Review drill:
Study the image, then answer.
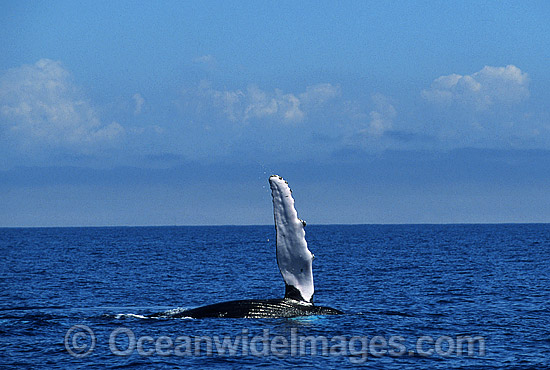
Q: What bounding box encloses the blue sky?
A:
[1,1,549,226]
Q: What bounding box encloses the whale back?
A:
[154,298,342,318]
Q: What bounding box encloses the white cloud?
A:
[422,65,529,109]
[361,94,396,137]
[299,83,341,107]
[132,93,145,115]
[0,59,124,149]
[201,82,340,124]
[243,85,280,119]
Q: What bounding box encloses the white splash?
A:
[114,313,148,319]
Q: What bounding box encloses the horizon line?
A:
[1,222,549,229]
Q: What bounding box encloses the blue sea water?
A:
[1,224,549,369]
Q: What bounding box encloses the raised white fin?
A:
[269,175,314,303]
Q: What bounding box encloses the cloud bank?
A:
[0,59,124,150]
[2,59,544,169]
[422,65,529,110]
[200,82,341,124]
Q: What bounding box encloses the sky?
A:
[1,1,549,226]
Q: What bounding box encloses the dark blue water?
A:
[1,225,549,368]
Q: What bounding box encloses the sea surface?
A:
[1,224,549,369]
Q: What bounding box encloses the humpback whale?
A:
[152,175,342,318]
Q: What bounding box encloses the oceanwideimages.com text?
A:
[65,325,485,364]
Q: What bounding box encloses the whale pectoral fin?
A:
[269,175,314,303]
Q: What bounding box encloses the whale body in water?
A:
[152,175,342,318]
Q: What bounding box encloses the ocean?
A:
[1,224,549,368]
